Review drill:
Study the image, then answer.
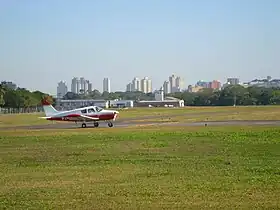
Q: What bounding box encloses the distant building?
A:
[109,100,134,108]
[196,80,209,88]
[71,77,92,94]
[103,78,111,93]
[163,80,171,94]
[132,77,141,91]
[141,77,152,93]
[71,77,79,94]
[147,78,152,93]
[57,81,68,99]
[169,74,176,93]
[209,80,221,90]
[154,88,164,101]
[227,78,240,85]
[189,85,204,93]
[1,81,17,90]
[245,76,280,88]
[175,76,183,91]
[56,99,109,110]
[135,98,184,107]
[126,83,133,92]
[87,81,92,93]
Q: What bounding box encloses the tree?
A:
[0,85,6,107]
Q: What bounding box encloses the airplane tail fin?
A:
[41,98,59,117]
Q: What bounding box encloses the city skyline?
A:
[1,1,279,94]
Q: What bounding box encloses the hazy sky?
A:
[0,0,279,94]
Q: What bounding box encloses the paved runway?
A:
[1,119,280,130]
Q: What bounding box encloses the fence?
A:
[0,106,44,114]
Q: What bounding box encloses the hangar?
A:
[109,100,134,108]
[56,99,109,110]
[135,99,184,107]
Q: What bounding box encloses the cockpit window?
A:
[88,108,95,113]
[95,106,103,112]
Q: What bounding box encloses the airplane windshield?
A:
[95,107,103,112]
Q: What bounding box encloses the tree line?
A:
[1,82,280,108]
[0,83,53,108]
[169,85,280,106]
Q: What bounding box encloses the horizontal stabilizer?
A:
[38,116,51,119]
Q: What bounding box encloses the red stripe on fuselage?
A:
[47,113,117,121]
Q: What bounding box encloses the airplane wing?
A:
[38,114,99,121]
[80,115,99,121]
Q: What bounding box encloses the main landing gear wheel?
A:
[108,122,113,127]
[82,123,87,128]
[93,122,99,127]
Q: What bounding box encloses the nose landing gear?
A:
[108,122,113,127]
[93,122,99,127]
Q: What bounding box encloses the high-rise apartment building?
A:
[175,76,183,91]
[71,77,92,94]
[126,83,132,92]
[71,77,79,94]
[1,81,17,90]
[140,77,152,93]
[88,82,92,93]
[169,74,176,92]
[147,78,152,93]
[210,80,221,90]
[132,77,141,91]
[196,80,210,88]
[126,76,152,93]
[227,78,240,85]
[163,80,171,94]
[169,74,183,93]
[140,78,147,93]
[57,81,68,98]
[103,78,111,93]
[80,77,87,94]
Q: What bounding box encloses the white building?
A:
[71,77,79,94]
[109,100,134,108]
[163,80,170,94]
[141,77,152,93]
[154,88,164,101]
[103,78,111,93]
[175,76,183,91]
[227,78,240,85]
[56,99,109,110]
[169,74,176,93]
[57,81,68,99]
[126,83,132,92]
[168,74,183,93]
[71,77,92,94]
[141,77,147,93]
[147,78,152,93]
[132,77,141,91]
[88,82,92,93]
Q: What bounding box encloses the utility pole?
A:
[233,94,236,107]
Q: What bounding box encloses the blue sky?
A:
[0,0,279,94]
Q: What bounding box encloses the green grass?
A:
[1,126,280,209]
[2,106,280,127]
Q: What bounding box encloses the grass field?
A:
[1,125,280,209]
[1,106,280,127]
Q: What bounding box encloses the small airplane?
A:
[39,99,119,128]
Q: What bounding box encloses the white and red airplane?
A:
[40,99,119,128]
